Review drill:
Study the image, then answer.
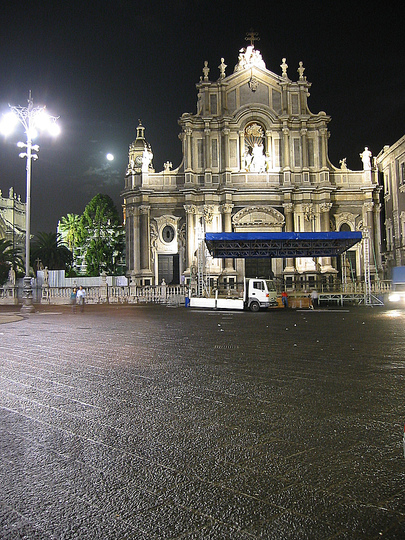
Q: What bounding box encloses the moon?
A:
[106,153,114,161]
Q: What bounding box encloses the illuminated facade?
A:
[122,40,382,288]
[377,135,405,273]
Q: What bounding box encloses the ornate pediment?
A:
[334,212,358,232]
[232,206,285,230]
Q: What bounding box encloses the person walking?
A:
[70,287,77,313]
[281,290,288,308]
[310,289,318,309]
[76,286,86,312]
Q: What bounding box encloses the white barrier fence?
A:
[0,282,186,306]
[0,269,392,307]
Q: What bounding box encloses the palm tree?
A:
[30,232,73,271]
[58,213,81,252]
[0,238,24,286]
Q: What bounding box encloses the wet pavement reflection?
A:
[0,304,404,538]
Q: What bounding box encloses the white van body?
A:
[189,278,277,312]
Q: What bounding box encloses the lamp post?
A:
[0,91,60,313]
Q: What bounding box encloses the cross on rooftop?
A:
[245,30,260,47]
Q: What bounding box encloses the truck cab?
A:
[244,278,278,311]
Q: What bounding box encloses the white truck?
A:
[189,278,278,312]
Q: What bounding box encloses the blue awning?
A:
[205,232,362,258]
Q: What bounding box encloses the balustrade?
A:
[0,281,391,307]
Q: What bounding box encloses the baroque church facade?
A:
[122,39,382,289]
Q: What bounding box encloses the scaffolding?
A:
[200,231,384,306]
[362,228,384,306]
[196,220,211,298]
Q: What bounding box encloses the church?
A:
[122,36,382,290]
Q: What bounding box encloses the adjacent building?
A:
[122,39,382,289]
[0,187,25,253]
[377,135,405,275]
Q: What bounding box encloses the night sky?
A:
[0,0,403,234]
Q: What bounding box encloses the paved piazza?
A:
[0,304,404,539]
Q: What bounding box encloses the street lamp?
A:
[0,90,60,313]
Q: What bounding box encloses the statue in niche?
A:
[250,143,266,172]
[360,147,372,170]
[244,123,266,172]
[243,150,253,170]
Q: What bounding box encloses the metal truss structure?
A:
[205,232,362,259]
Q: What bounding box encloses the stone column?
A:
[222,128,229,168]
[239,130,245,170]
[282,126,291,184]
[283,202,295,273]
[364,201,376,273]
[204,126,212,184]
[125,206,136,274]
[373,203,382,274]
[319,127,328,169]
[301,127,310,183]
[320,202,334,272]
[185,127,192,172]
[139,205,150,271]
[132,208,140,274]
[184,204,196,271]
[222,127,231,184]
[265,130,272,170]
[221,203,234,272]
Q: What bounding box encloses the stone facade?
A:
[377,135,405,274]
[122,41,382,288]
[0,187,26,252]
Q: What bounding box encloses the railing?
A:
[0,281,391,307]
[0,283,187,306]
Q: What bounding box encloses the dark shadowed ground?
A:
[0,304,404,539]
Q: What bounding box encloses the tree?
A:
[30,232,73,271]
[58,213,81,252]
[0,238,24,286]
[77,194,125,276]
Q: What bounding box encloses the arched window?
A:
[339,223,351,232]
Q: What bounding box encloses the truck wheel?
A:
[249,301,260,312]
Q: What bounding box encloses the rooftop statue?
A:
[218,58,227,79]
[297,61,305,80]
[142,145,153,173]
[280,58,288,78]
[234,45,266,72]
[360,147,372,170]
[339,158,348,170]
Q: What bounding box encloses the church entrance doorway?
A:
[158,254,179,285]
[245,258,274,280]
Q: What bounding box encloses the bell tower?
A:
[127,120,153,174]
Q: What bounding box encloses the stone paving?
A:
[0,303,404,539]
